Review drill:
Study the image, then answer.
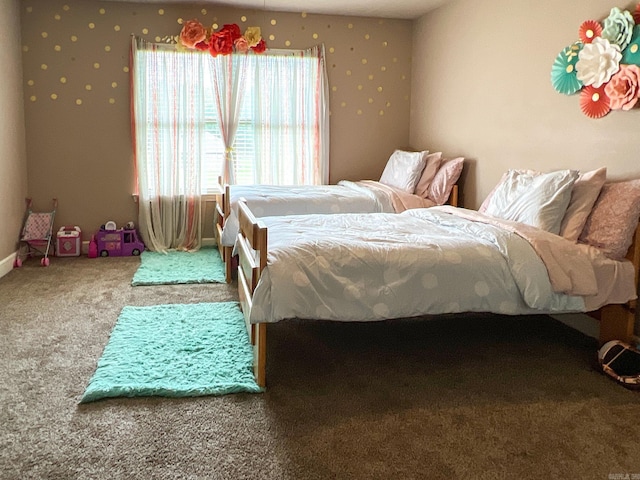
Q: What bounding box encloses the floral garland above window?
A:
[551,4,640,118]
[179,19,267,56]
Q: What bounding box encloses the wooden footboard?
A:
[592,222,640,345]
[214,177,234,283]
[237,200,268,388]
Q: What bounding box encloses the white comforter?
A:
[249,206,636,324]
[220,180,436,246]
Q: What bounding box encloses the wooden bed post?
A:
[237,200,268,388]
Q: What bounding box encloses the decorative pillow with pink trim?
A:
[579,179,640,260]
[379,150,428,193]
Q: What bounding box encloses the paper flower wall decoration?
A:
[551,3,640,119]
[178,19,267,57]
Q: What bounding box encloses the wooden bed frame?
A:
[235,199,640,388]
[214,178,460,283]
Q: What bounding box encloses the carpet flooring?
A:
[1,255,640,479]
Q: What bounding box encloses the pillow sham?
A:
[558,167,607,242]
[479,169,538,213]
[483,169,579,234]
[414,152,443,198]
[578,179,640,260]
[426,157,464,205]
[379,150,428,193]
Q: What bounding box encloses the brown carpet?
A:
[1,255,639,479]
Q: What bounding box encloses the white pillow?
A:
[483,169,580,234]
[379,150,428,193]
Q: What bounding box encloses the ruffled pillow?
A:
[579,179,640,260]
[379,150,428,193]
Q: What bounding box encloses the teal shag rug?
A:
[131,247,225,286]
[80,302,262,403]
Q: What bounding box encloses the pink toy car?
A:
[96,227,145,257]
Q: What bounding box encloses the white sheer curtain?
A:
[247,45,330,185]
[131,36,202,252]
[208,54,249,185]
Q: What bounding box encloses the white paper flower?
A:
[601,7,635,51]
[576,37,621,88]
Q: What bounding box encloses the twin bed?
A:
[231,168,640,388]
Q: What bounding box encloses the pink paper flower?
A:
[209,30,234,57]
[180,19,208,49]
[220,24,243,43]
[251,39,267,54]
[605,64,640,110]
[234,37,249,53]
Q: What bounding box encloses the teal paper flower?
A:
[601,7,634,51]
[551,42,583,95]
[622,25,640,66]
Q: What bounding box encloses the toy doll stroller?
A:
[14,198,57,267]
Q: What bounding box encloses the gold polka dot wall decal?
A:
[382,41,388,47]
[332,86,337,91]
[158,9,164,15]
[346,70,352,76]
[357,109,363,115]
[269,35,275,41]
[142,28,149,34]
[201,9,207,15]
[368,74,374,80]
[313,33,318,39]
[381,66,387,71]
[85,84,92,91]
[41,64,48,70]
[51,94,57,100]
[348,23,353,29]
[112,82,118,88]
[212,23,219,29]
[54,45,61,52]
[386,102,391,107]
[89,23,95,29]
[123,66,129,73]
[401,75,406,80]
[94,63,100,69]
[71,35,78,42]
[178,18,184,25]
[76,99,82,105]
[60,77,67,83]
[109,98,116,104]
[361,58,367,64]
[155,36,161,42]
[41,32,48,38]
[271,19,277,25]
[368,98,373,103]
[27,80,34,86]
[329,47,335,53]
[357,84,363,90]
[63,5,70,11]
[241,16,247,22]
[393,57,398,63]
[285,40,291,46]
[379,110,384,115]
[55,14,61,20]
[114,25,120,32]
[364,34,370,40]
[341,101,346,107]
[377,86,383,92]
[30,96,36,102]
[302,12,307,18]
[99,8,105,14]
[105,46,111,52]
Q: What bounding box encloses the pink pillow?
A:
[559,167,607,242]
[579,179,640,260]
[414,152,443,198]
[427,157,464,205]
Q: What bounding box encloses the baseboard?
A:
[0,251,16,280]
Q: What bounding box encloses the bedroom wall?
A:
[411,0,640,210]
[0,0,28,273]
[20,0,413,239]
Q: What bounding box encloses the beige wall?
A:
[412,0,640,209]
[20,0,413,240]
[0,0,28,265]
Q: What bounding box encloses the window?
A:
[132,40,329,197]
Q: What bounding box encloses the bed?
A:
[235,168,640,388]
[214,150,464,281]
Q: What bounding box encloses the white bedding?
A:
[249,206,636,324]
[219,180,436,246]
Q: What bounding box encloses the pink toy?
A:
[95,227,145,257]
[56,226,82,257]
[88,234,98,258]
